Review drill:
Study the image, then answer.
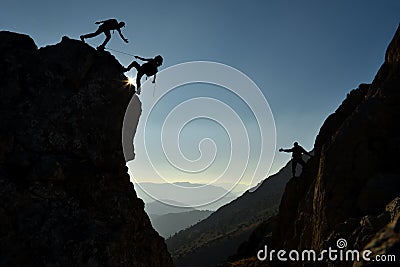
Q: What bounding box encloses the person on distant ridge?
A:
[80,19,128,50]
[279,142,312,177]
[123,55,163,95]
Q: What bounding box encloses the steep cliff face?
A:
[0,31,172,267]
[226,25,400,266]
[304,24,400,254]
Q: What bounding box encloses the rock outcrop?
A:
[225,25,400,266]
[0,31,172,267]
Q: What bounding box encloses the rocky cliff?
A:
[0,31,172,267]
[225,25,400,266]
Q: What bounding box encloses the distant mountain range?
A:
[134,182,238,238]
[145,199,195,215]
[134,182,238,211]
[150,210,213,238]
[166,160,295,267]
[144,199,214,238]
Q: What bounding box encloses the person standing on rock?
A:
[80,19,128,50]
[279,142,312,177]
[123,55,163,95]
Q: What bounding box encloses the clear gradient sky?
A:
[2,1,399,190]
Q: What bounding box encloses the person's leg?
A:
[98,31,111,50]
[125,61,140,72]
[298,158,306,168]
[297,158,308,177]
[292,160,297,177]
[136,71,144,94]
[81,29,102,41]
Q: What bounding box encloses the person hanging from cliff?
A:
[123,55,163,95]
[80,19,128,50]
[279,142,312,177]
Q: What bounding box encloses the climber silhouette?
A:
[80,19,128,50]
[279,142,312,177]
[124,55,163,95]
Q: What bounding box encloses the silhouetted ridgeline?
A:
[0,31,172,266]
[224,25,400,267]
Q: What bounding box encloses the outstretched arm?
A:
[279,148,292,153]
[117,29,129,43]
[95,20,105,24]
[304,150,312,157]
[134,56,151,61]
[300,147,312,157]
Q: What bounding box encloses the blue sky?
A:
[2,1,399,191]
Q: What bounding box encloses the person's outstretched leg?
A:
[80,29,102,42]
[125,61,140,72]
[98,31,111,50]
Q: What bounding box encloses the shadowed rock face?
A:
[0,31,172,267]
[224,25,400,267]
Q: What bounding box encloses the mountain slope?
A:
[225,25,400,267]
[167,159,295,267]
[0,31,172,266]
